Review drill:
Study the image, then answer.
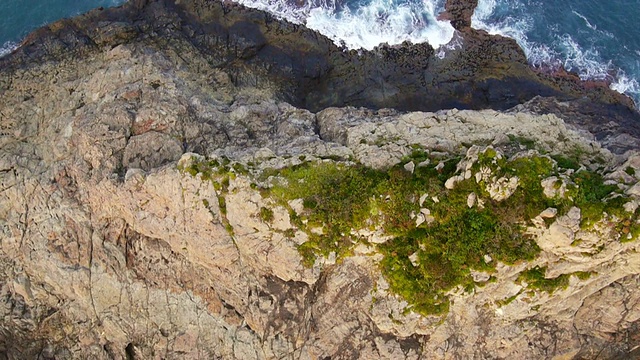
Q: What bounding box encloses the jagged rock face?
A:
[2,34,640,358]
[440,0,478,30]
[2,0,640,359]
[2,0,639,118]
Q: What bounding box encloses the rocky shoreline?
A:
[1,0,640,359]
[4,0,639,151]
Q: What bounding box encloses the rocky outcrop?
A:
[439,0,478,30]
[2,0,639,118]
[2,0,640,359]
[2,35,640,357]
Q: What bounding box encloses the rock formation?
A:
[1,0,640,359]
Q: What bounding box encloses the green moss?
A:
[232,162,249,175]
[631,223,640,241]
[225,223,235,236]
[483,147,497,159]
[571,170,622,225]
[283,228,296,238]
[574,271,595,280]
[266,155,554,316]
[269,161,386,261]
[218,196,227,215]
[499,155,557,221]
[476,148,499,168]
[319,154,346,161]
[378,197,538,315]
[573,171,617,203]
[178,157,223,181]
[297,241,319,267]
[507,135,537,150]
[183,151,633,318]
[518,266,570,294]
[551,155,581,171]
[220,176,230,191]
[259,207,274,223]
[621,219,640,243]
[518,268,596,294]
[496,292,520,307]
[402,147,430,164]
[625,166,636,176]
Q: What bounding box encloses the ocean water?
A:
[471,0,640,105]
[0,0,126,57]
[232,0,455,50]
[1,0,638,106]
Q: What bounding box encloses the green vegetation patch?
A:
[507,135,537,150]
[182,149,635,317]
[259,206,274,223]
[267,153,548,315]
[377,157,542,315]
[178,156,236,237]
[518,266,570,293]
[179,157,222,181]
[268,161,386,265]
[570,171,624,225]
[498,155,557,220]
[620,218,640,243]
[518,267,597,294]
[551,155,581,171]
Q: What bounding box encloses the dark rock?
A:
[228,21,267,59]
[512,96,640,154]
[439,0,479,30]
[0,0,635,155]
[2,0,637,123]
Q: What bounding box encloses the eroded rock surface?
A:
[1,0,640,359]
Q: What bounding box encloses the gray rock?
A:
[404,161,415,173]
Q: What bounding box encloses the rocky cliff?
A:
[1,0,640,359]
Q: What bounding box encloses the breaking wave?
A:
[472,0,640,106]
[0,41,17,58]
[233,0,455,50]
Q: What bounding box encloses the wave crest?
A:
[234,0,455,50]
[0,41,18,58]
[472,0,639,106]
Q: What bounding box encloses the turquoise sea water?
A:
[1,0,639,106]
[0,0,125,55]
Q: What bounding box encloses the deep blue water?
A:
[1,0,639,105]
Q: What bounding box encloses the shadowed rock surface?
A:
[2,0,640,359]
[2,0,639,138]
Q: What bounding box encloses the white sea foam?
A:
[0,41,18,58]
[572,10,614,38]
[233,0,455,50]
[435,32,463,59]
[572,11,596,31]
[611,72,640,95]
[558,34,612,81]
[472,0,638,105]
[472,0,557,69]
[472,0,605,77]
[471,0,533,51]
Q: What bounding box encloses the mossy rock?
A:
[180,149,637,317]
